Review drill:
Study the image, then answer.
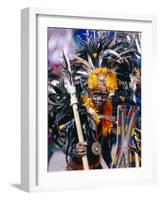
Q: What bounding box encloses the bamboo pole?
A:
[72,103,89,170]
[63,51,89,170]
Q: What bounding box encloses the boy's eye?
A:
[102,95,107,99]
[92,93,100,99]
[92,92,109,99]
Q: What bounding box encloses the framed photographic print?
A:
[21,7,156,192]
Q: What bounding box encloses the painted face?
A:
[91,91,109,108]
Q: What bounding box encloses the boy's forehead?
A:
[91,91,109,96]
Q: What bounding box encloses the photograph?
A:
[47,28,141,172]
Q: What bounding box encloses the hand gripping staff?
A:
[63,51,89,170]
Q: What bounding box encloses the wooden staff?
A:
[63,51,89,170]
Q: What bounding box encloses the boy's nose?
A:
[97,95,102,100]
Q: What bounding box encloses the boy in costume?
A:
[48,30,141,170]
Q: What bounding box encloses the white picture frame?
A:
[21,7,157,192]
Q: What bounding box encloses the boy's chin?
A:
[94,102,104,108]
